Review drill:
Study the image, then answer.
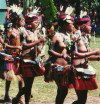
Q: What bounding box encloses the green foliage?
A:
[82,0,100,11]
[65,0,100,16]
[40,0,57,24]
[23,0,35,10]
[68,0,100,10]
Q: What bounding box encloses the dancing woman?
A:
[70,22,100,104]
[56,14,100,104]
[44,23,71,104]
[12,14,45,104]
[1,11,23,102]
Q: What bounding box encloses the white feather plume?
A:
[28,7,40,17]
[10,5,23,15]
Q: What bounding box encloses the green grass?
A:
[88,35,100,97]
[0,35,100,102]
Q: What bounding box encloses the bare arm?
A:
[74,50,100,58]
[22,37,45,49]
[48,50,63,58]
[88,56,100,61]
[0,37,21,50]
[49,50,71,62]
[5,44,21,50]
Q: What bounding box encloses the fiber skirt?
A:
[0,60,19,80]
[73,76,98,90]
[20,62,45,78]
[73,66,98,90]
[44,64,73,88]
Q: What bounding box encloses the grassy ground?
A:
[88,35,100,97]
[0,35,100,103]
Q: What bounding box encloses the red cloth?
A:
[73,77,98,90]
[20,63,45,78]
[60,73,98,90]
[81,17,91,26]
[25,15,38,24]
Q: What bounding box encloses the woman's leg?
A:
[72,90,88,104]
[18,80,24,103]
[12,77,34,104]
[4,80,11,102]
[24,77,34,104]
[12,87,25,104]
[18,80,24,91]
[55,85,68,104]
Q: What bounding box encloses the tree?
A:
[53,0,100,17]
[23,0,35,11]
[40,0,57,24]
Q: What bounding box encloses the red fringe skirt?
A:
[20,63,45,78]
[73,75,98,90]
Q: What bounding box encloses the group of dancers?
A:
[0,4,100,104]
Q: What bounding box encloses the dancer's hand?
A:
[95,50,100,55]
[62,54,71,61]
[39,37,46,43]
[17,46,22,50]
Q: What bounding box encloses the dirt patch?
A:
[30,96,100,104]
[0,95,100,104]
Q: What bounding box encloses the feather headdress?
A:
[63,15,73,23]
[27,6,40,17]
[10,4,23,16]
[59,14,74,24]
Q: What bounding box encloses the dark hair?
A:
[4,21,12,34]
[9,11,22,27]
[58,18,70,32]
